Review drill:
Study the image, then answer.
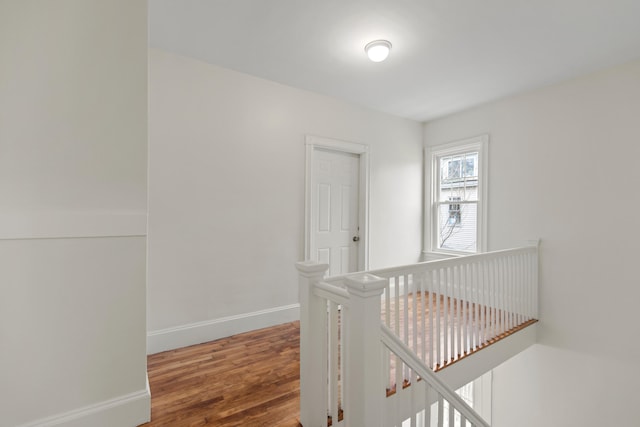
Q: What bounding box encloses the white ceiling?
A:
[149,0,640,122]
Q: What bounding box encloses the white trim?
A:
[305,135,369,155]
[420,251,463,262]
[473,371,493,424]
[15,385,150,427]
[0,212,147,241]
[427,135,487,157]
[304,135,370,271]
[435,323,536,391]
[147,303,300,354]
[425,134,488,255]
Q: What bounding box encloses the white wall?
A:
[424,59,640,426]
[148,49,423,352]
[0,1,149,426]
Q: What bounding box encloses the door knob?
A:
[353,236,360,242]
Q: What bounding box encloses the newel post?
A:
[296,261,329,427]
[344,273,387,427]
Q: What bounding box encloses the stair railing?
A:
[296,242,539,427]
[380,323,490,427]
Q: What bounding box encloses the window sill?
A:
[421,251,466,262]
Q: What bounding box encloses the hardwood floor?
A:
[141,322,302,427]
[140,297,535,426]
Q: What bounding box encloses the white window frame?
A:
[424,135,488,256]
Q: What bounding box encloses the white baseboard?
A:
[147,303,300,354]
[16,380,151,427]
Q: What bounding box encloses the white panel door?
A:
[312,148,360,276]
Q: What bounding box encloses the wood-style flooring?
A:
[140,322,302,427]
[140,297,536,426]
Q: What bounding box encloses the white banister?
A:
[297,243,539,427]
[343,273,387,427]
[296,261,330,427]
[314,280,350,306]
[368,246,536,278]
[380,324,490,427]
[375,244,539,372]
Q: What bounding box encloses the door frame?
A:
[304,135,370,272]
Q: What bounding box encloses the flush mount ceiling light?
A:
[365,39,392,62]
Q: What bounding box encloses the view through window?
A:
[428,135,487,254]
[437,151,478,252]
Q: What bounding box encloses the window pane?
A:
[448,159,461,179]
[431,136,485,255]
[463,154,477,177]
[438,151,479,202]
[437,202,477,252]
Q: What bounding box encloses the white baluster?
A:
[490,258,496,340]
[531,243,540,319]
[524,252,530,320]
[429,270,436,369]
[526,253,534,319]
[424,385,432,427]
[410,363,417,427]
[461,263,468,356]
[511,254,516,327]
[452,265,458,359]
[521,253,526,320]
[473,262,479,350]
[404,274,410,380]
[514,254,520,326]
[500,256,505,333]
[394,276,402,391]
[479,261,484,347]
[436,269,442,368]
[508,255,513,329]
[420,272,427,365]
[383,282,391,394]
[507,256,512,331]
[482,259,488,343]
[329,301,339,423]
[444,267,450,364]
[448,402,454,427]
[499,256,504,333]
[510,255,515,327]
[510,254,516,329]
[529,250,535,320]
[340,304,346,423]
[449,267,454,362]
[457,265,463,358]
[526,251,532,320]
[492,258,498,337]
[521,252,527,324]
[412,274,418,360]
[516,254,521,326]
[511,255,516,328]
